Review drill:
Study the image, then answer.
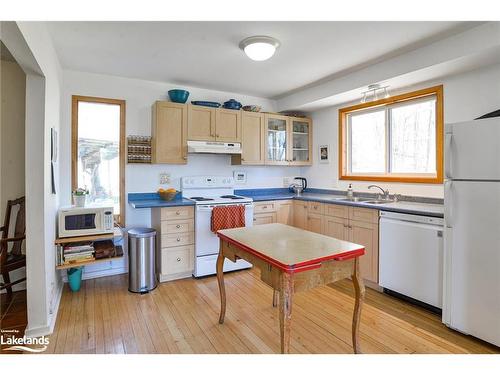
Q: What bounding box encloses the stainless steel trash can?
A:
[128,228,157,293]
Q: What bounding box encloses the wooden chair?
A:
[0,197,26,295]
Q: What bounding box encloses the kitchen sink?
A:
[365,199,395,205]
[335,197,371,202]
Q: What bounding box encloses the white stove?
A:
[181,176,253,277]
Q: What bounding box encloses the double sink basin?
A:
[334,197,395,205]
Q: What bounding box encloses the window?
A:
[339,86,443,183]
[72,96,126,224]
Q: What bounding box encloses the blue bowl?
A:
[168,89,190,104]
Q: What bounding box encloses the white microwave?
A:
[58,206,114,238]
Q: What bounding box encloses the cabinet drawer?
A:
[161,245,194,275]
[161,232,194,248]
[161,219,194,234]
[253,212,277,225]
[307,201,324,215]
[254,201,277,213]
[324,203,349,219]
[160,206,194,220]
[349,206,379,223]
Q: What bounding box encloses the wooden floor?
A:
[45,269,499,354]
[1,290,28,353]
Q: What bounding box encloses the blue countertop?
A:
[128,192,195,208]
[129,189,443,218]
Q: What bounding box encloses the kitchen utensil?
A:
[293,177,307,191]
[242,105,261,112]
[191,101,221,108]
[223,99,242,110]
[168,89,190,103]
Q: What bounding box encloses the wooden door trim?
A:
[71,95,126,225]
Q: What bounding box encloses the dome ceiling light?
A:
[239,36,280,61]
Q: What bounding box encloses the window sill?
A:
[339,175,443,184]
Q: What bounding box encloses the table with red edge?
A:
[216,223,366,354]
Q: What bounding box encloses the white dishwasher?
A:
[379,211,444,309]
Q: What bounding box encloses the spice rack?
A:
[127,135,152,163]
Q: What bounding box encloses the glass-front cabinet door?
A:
[290,117,312,165]
[265,114,290,165]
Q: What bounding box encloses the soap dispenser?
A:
[347,184,354,199]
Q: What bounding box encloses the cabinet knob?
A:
[183,156,187,160]
[263,206,268,209]
[176,211,180,215]
[216,134,220,137]
[253,218,256,221]
[176,257,181,262]
[176,224,181,228]
[176,238,181,242]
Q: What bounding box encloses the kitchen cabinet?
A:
[151,101,188,164]
[265,114,290,165]
[231,111,265,165]
[307,213,324,234]
[276,200,294,225]
[290,117,312,165]
[187,104,241,143]
[324,216,349,241]
[349,219,379,284]
[215,108,241,142]
[293,201,308,229]
[264,114,313,166]
[253,212,276,225]
[151,206,195,282]
[187,104,216,141]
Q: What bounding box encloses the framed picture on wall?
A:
[319,145,329,164]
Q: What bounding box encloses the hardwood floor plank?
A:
[46,269,499,354]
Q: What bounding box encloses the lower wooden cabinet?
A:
[151,206,195,282]
[306,213,324,234]
[276,200,294,225]
[349,219,379,284]
[253,212,276,225]
[293,201,308,229]
[324,215,349,241]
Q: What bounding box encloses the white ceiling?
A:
[46,21,475,99]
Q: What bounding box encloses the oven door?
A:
[195,203,254,257]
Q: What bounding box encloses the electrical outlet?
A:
[283,177,291,187]
[159,172,171,185]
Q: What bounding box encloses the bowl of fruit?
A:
[158,187,179,201]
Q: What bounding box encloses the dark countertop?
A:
[129,189,444,218]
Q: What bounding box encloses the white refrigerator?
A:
[443,117,500,346]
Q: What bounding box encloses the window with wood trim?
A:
[71,96,126,225]
[339,85,443,184]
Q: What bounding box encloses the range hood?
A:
[187,140,242,154]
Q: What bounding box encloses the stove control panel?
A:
[181,176,235,189]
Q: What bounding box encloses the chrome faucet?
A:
[368,185,390,200]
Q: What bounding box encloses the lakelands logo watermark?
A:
[1,329,49,353]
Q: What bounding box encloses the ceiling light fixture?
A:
[239,36,280,61]
[360,84,390,103]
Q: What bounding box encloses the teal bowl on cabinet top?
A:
[168,89,190,103]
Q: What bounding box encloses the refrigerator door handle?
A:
[444,180,453,228]
[445,133,453,179]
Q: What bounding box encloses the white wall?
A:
[0,59,26,292]
[304,63,500,198]
[60,70,303,228]
[10,21,63,337]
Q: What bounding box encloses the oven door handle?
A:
[197,203,254,212]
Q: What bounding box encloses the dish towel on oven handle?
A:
[211,205,246,233]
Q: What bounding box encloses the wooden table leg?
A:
[279,272,293,354]
[216,249,226,324]
[272,289,278,307]
[351,257,365,353]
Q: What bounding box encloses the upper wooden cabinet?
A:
[263,114,313,166]
[152,101,188,164]
[187,105,241,143]
[215,108,241,142]
[232,111,265,165]
[290,117,312,165]
[187,104,216,141]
